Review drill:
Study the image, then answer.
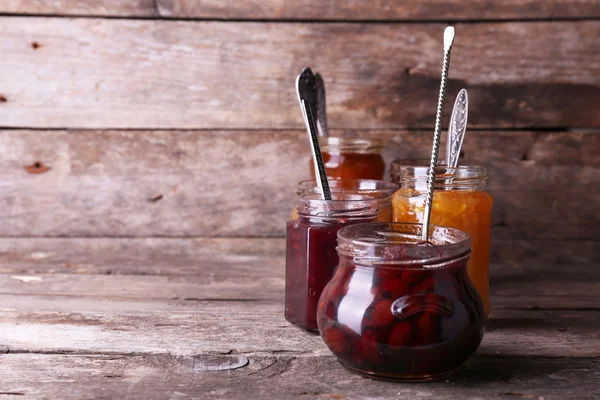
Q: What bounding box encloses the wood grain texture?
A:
[1,19,600,129]
[0,129,596,239]
[0,0,156,16]
[157,0,600,20]
[1,238,597,278]
[4,0,600,20]
[0,354,597,400]
[0,236,598,306]
[1,305,598,358]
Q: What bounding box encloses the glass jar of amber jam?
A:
[285,194,378,332]
[391,164,493,316]
[309,137,385,180]
[296,179,398,222]
[317,222,484,382]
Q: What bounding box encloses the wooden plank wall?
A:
[0,2,597,256]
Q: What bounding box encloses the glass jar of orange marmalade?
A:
[391,164,493,316]
[296,179,398,222]
[309,137,385,180]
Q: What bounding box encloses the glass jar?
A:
[295,179,398,222]
[309,137,385,180]
[317,222,484,381]
[285,194,378,332]
[390,164,493,316]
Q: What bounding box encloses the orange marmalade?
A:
[309,137,385,180]
[391,165,493,316]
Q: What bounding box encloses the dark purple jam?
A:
[285,216,375,332]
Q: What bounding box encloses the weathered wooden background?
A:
[0,1,599,399]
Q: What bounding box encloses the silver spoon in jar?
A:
[315,73,329,137]
[446,89,468,168]
[296,67,331,200]
[422,26,455,242]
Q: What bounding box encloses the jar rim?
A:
[297,193,379,220]
[391,160,487,179]
[390,161,487,190]
[297,178,398,199]
[337,222,471,268]
[320,137,384,153]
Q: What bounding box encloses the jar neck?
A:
[320,137,383,155]
[297,194,378,223]
[398,165,487,191]
[336,222,472,269]
[296,179,398,199]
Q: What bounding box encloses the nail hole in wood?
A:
[148,194,164,203]
[24,161,50,174]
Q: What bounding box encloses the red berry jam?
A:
[317,222,485,381]
[285,194,378,332]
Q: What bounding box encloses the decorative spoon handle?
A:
[422,27,455,242]
[296,67,331,200]
[315,73,329,137]
[446,89,468,168]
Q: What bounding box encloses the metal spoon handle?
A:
[315,73,329,137]
[296,67,331,200]
[446,89,468,168]
[422,26,455,242]
[301,100,331,200]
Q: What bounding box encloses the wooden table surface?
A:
[1,238,598,399]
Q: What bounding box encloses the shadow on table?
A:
[448,354,568,386]
[485,317,549,331]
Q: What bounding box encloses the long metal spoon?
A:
[446,89,468,168]
[296,67,331,200]
[422,26,455,242]
[315,73,329,137]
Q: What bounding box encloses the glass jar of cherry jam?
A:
[296,179,399,222]
[309,137,385,180]
[285,194,378,332]
[317,222,485,381]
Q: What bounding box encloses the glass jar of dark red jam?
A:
[317,222,485,381]
[296,179,399,222]
[309,137,385,180]
[285,194,378,332]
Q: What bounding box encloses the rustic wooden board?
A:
[157,0,600,20]
[0,0,156,17]
[0,235,598,356]
[1,19,600,129]
[0,237,285,276]
[0,353,596,400]
[0,129,596,239]
[1,301,598,358]
[0,238,597,279]
[3,0,600,20]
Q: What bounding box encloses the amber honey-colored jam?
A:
[309,151,386,180]
[392,189,493,316]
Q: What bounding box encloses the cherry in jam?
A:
[317,222,485,381]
